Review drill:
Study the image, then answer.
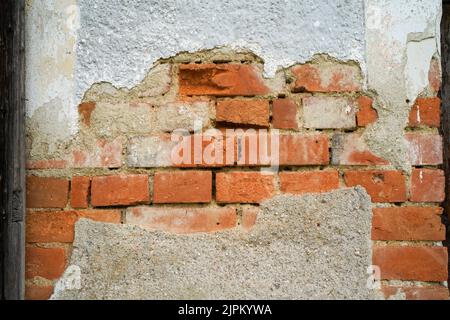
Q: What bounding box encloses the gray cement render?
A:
[52,187,381,300]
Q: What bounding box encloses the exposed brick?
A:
[78,102,96,126]
[280,171,339,194]
[406,133,443,165]
[428,58,441,95]
[302,96,356,129]
[153,171,212,203]
[26,210,121,243]
[26,247,66,280]
[25,284,54,300]
[272,99,298,129]
[91,175,150,207]
[154,100,212,132]
[241,206,259,231]
[216,172,275,203]
[72,138,123,168]
[382,286,449,300]
[408,97,440,127]
[279,134,330,165]
[292,62,362,93]
[356,96,377,126]
[179,64,269,96]
[235,130,272,166]
[344,170,407,203]
[127,134,177,168]
[216,99,269,127]
[410,169,445,202]
[26,176,69,209]
[126,206,236,233]
[373,246,448,281]
[71,176,90,208]
[26,159,67,169]
[372,207,445,241]
[332,133,389,165]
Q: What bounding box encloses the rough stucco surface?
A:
[51,187,381,300]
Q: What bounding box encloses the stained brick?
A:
[153,171,212,203]
[26,159,67,169]
[372,207,445,241]
[344,170,407,203]
[216,172,275,203]
[410,169,445,202]
[373,246,448,281]
[216,99,269,127]
[91,175,150,207]
[332,133,389,165]
[241,206,259,231]
[26,247,66,280]
[126,206,236,233]
[25,284,54,300]
[280,171,339,194]
[78,102,96,126]
[382,286,448,300]
[272,99,298,129]
[302,96,356,129]
[356,96,377,126]
[72,138,123,168]
[279,134,330,165]
[26,176,69,209]
[406,133,443,165]
[408,97,440,127]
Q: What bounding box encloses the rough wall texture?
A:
[25,0,448,300]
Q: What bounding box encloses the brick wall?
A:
[25,56,448,300]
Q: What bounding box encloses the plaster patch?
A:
[51,187,382,300]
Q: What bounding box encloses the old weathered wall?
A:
[24,0,448,300]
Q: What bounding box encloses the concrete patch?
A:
[52,187,381,300]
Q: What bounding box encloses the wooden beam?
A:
[0,0,26,300]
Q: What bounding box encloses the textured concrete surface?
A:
[52,187,381,300]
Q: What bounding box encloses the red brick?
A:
[344,170,407,203]
[382,286,448,300]
[373,246,448,281]
[280,171,339,194]
[179,64,269,96]
[241,206,259,231]
[71,138,122,168]
[332,133,389,165]
[26,159,67,169]
[408,97,440,127]
[25,284,54,300]
[410,169,445,202]
[272,99,298,129]
[216,172,275,203]
[292,63,362,93]
[26,247,66,280]
[26,210,121,243]
[428,58,441,95]
[26,176,69,209]
[356,96,377,126]
[279,134,330,165]
[372,207,445,241]
[235,130,272,166]
[216,99,269,127]
[91,175,150,207]
[71,176,90,208]
[406,133,443,165]
[153,171,212,203]
[126,206,236,233]
[78,102,96,126]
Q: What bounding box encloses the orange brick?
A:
[272,99,298,129]
[356,96,377,126]
[26,247,66,280]
[26,176,69,209]
[291,63,362,93]
[91,175,150,207]
[382,286,448,300]
[428,58,441,95]
[373,246,448,281]
[179,64,269,96]
[406,133,443,165]
[71,176,90,208]
[332,133,389,165]
[78,102,96,126]
[126,206,236,233]
[25,284,54,300]
[153,171,212,203]
[216,172,275,203]
[344,170,407,203]
[280,171,339,194]
[372,207,445,241]
[410,169,445,202]
[408,97,440,127]
[216,99,269,127]
[26,210,121,243]
[279,134,329,165]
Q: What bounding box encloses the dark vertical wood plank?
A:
[441,3,450,288]
[0,0,26,300]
